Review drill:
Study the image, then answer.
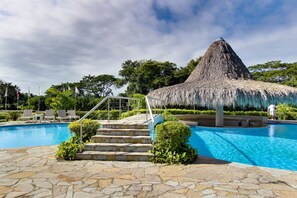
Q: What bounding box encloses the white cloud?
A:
[231,25,297,66]
[0,0,296,95]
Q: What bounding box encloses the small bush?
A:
[0,112,8,122]
[131,93,146,109]
[76,111,87,118]
[56,136,81,160]
[110,110,121,120]
[151,121,197,164]
[68,119,100,142]
[162,111,178,121]
[276,104,297,120]
[120,110,143,119]
[56,119,100,160]
[8,112,21,121]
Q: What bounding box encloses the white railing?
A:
[145,96,166,152]
[78,96,140,152]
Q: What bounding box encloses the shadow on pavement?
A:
[192,155,230,165]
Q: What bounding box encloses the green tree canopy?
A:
[118,59,198,95]
[51,74,117,98]
[47,74,118,110]
[249,61,297,87]
[28,96,46,111]
[0,80,23,109]
[45,88,75,110]
[122,60,178,95]
[79,74,117,97]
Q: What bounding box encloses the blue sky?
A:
[0,0,297,94]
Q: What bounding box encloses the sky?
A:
[1,0,297,95]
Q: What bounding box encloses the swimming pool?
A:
[0,124,71,149]
[190,124,297,171]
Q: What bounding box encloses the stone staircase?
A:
[76,123,153,161]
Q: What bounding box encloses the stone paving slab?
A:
[1,146,297,197]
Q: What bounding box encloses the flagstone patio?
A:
[1,146,297,197]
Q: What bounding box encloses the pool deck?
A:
[1,146,297,197]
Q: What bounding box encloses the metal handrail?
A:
[78,96,140,152]
[145,95,166,153]
[145,96,155,136]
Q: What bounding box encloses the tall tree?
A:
[119,60,179,95]
[29,96,46,111]
[0,80,21,109]
[51,75,117,96]
[80,74,117,97]
[45,88,75,110]
[118,60,142,85]
[249,61,297,87]
[118,58,199,95]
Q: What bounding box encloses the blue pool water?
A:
[190,124,297,171]
[0,124,71,149]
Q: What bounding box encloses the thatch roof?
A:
[148,38,297,109]
[185,38,253,82]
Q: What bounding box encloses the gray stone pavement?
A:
[1,146,297,197]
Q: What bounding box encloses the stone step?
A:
[97,128,150,136]
[92,135,151,144]
[84,143,153,152]
[102,123,149,129]
[76,151,153,161]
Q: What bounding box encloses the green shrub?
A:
[56,119,100,160]
[94,110,105,120]
[110,110,120,120]
[276,104,297,120]
[76,111,87,118]
[56,136,81,160]
[8,112,21,121]
[68,119,100,142]
[151,121,197,164]
[76,110,106,120]
[162,110,178,121]
[0,112,8,122]
[131,93,146,109]
[120,110,143,119]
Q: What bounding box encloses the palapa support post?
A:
[215,104,224,127]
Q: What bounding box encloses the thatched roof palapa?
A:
[148,38,297,126]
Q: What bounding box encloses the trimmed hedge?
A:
[76,110,124,120]
[68,119,100,142]
[118,109,269,119]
